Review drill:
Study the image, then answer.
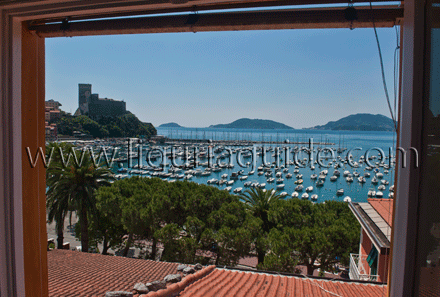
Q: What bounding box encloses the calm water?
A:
[119,127,397,203]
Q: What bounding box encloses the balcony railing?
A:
[349,253,379,282]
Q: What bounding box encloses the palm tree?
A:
[46,141,74,249]
[239,188,282,264]
[47,146,114,252]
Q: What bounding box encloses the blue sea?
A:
[119,127,397,204]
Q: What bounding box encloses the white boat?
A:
[311,194,318,201]
[310,174,318,179]
[371,177,379,184]
[376,172,384,179]
[227,180,235,185]
[316,180,325,187]
[346,177,354,183]
[280,192,288,197]
[233,187,243,193]
[368,189,376,197]
[301,193,309,199]
[243,181,252,187]
[381,179,389,185]
[378,185,386,191]
[285,173,293,178]
[276,172,283,177]
[221,173,228,179]
[376,191,384,198]
[225,186,232,191]
[248,170,255,175]
[358,177,366,183]
[277,184,285,189]
[239,175,248,180]
[330,176,338,181]
[295,185,304,191]
[267,177,275,183]
[336,189,344,196]
[258,183,266,188]
[276,178,284,184]
[343,170,350,176]
[292,191,299,198]
[207,178,218,184]
[306,186,313,192]
[296,174,303,179]
[343,196,352,203]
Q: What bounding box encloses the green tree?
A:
[46,148,114,252]
[239,188,282,265]
[264,199,360,275]
[46,141,75,249]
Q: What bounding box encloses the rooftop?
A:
[48,250,387,297]
[47,250,178,297]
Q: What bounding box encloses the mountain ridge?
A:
[308,113,395,131]
[209,118,294,130]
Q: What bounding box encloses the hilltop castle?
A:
[75,83,126,120]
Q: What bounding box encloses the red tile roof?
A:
[368,198,394,226]
[47,250,179,297]
[174,269,387,297]
[49,250,387,297]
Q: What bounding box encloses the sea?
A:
[117,127,397,204]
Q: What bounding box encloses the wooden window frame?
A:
[0,1,424,296]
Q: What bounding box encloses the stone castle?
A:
[76,83,126,120]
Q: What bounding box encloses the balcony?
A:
[349,253,379,282]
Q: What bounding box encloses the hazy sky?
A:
[46,26,399,129]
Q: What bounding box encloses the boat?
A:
[358,176,366,183]
[276,178,284,184]
[343,170,350,176]
[239,175,248,180]
[381,179,389,185]
[225,186,232,192]
[233,187,243,193]
[343,196,352,203]
[276,184,285,189]
[368,189,376,197]
[292,192,299,198]
[330,175,338,181]
[276,172,283,177]
[280,192,288,197]
[243,181,252,187]
[336,189,344,196]
[267,177,275,183]
[364,172,370,178]
[207,178,218,184]
[310,174,318,179]
[371,177,379,184]
[227,180,235,185]
[306,186,313,192]
[296,174,303,179]
[258,183,266,188]
[316,180,325,187]
[221,173,228,179]
[248,170,255,175]
[295,185,304,191]
[301,193,309,199]
[311,194,318,201]
[376,172,384,178]
[378,185,386,191]
[285,173,293,178]
[376,191,384,198]
[346,177,354,183]
[294,179,303,184]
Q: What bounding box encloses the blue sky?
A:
[46,26,399,129]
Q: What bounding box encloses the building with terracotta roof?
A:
[348,198,394,283]
[47,249,387,297]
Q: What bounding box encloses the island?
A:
[159,122,182,128]
[308,113,395,131]
[209,118,294,130]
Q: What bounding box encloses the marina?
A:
[61,127,396,204]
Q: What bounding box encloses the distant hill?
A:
[309,113,395,131]
[159,122,182,128]
[209,118,294,130]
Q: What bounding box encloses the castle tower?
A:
[78,83,91,114]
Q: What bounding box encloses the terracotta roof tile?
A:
[47,250,179,297]
[177,269,388,297]
[368,198,394,227]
